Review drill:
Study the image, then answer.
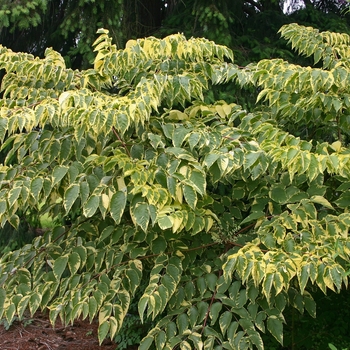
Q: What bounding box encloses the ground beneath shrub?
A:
[0,312,135,350]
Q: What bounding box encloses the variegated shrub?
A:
[1,24,350,349]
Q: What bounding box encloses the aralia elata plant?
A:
[1,23,350,349]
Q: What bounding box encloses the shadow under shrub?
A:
[0,210,41,255]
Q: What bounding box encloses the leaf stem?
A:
[112,126,131,157]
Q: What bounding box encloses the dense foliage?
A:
[1,22,350,349]
[1,0,349,69]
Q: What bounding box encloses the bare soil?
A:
[0,312,131,350]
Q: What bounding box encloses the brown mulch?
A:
[0,312,131,350]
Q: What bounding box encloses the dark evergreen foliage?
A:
[0,0,349,69]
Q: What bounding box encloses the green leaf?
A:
[73,246,87,265]
[205,273,217,292]
[240,211,264,225]
[98,321,110,345]
[8,187,22,208]
[64,183,80,214]
[183,184,197,209]
[249,331,264,350]
[131,144,144,159]
[158,215,173,230]
[177,313,189,334]
[307,155,320,182]
[52,166,69,186]
[298,264,309,294]
[309,195,333,210]
[0,288,5,315]
[188,332,203,350]
[263,273,274,301]
[190,170,206,195]
[155,330,167,349]
[109,316,119,339]
[162,274,176,297]
[303,292,316,318]
[138,295,149,322]
[203,153,220,169]
[115,113,130,134]
[197,301,209,323]
[269,185,288,204]
[166,321,177,340]
[244,151,261,169]
[133,202,150,232]
[173,126,189,147]
[30,177,44,200]
[209,302,222,325]
[5,303,16,325]
[180,340,192,350]
[0,201,6,216]
[189,306,199,328]
[53,255,69,280]
[17,295,30,319]
[29,293,42,316]
[126,267,141,295]
[110,191,126,224]
[8,214,20,229]
[89,297,98,320]
[151,236,167,254]
[267,315,283,345]
[166,147,196,162]
[197,276,206,296]
[139,335,154,350]
[329,266,342,291]
[203,337,215,350]
[99,302,112,323]
[167,177,176,197]
[219,311,233,337]
[188,132,200,150]
[68,252,81,275]
[83,194,100,217]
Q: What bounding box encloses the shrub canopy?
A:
[1,23,350,349]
